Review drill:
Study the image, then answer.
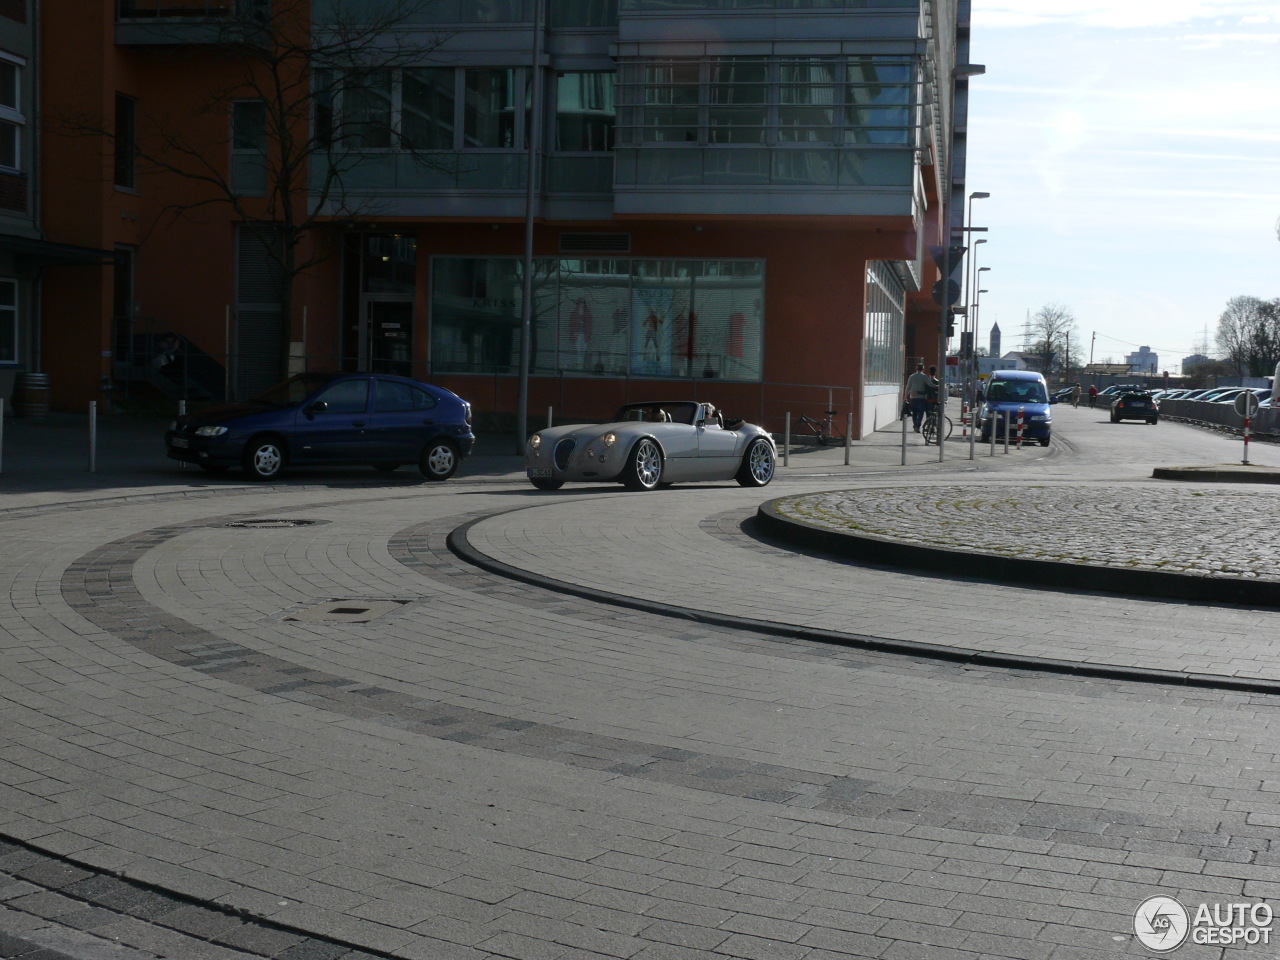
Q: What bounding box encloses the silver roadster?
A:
[525,401,777,491]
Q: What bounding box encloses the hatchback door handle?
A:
[353,421,365,427]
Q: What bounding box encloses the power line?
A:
[1093,332,1204,355]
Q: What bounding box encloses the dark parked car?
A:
[165,372,474,480]
[1110,391,1159,424]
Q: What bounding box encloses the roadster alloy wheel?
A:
[623,438,663,491]
[736,438,775,487]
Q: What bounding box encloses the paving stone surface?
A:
[2,408,1280,959]
[770,485,1279,579]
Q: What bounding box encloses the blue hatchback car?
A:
[165,372,474,480]
[979,370,1057,446]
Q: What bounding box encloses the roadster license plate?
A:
[527,468,553,479]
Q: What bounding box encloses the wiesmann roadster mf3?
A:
[525,401,776,492]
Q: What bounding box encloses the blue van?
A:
[979,370,1056,446]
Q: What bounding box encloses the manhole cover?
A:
[284,599,410,623]
[225,519,320,528]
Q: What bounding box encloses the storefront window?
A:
[431,258,763,380]
[864,260,904,387]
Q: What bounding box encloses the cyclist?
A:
[1087,383,1099,408]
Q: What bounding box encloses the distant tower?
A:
[989,322,1002,358]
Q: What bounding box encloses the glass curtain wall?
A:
[431,258,764,381]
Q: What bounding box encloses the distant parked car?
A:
[1110,391,1159,424]
[166,372,475,480]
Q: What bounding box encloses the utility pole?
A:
[1089,331,1095,367]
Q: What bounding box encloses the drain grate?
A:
[226,519,321,528]
[284,599,411,623]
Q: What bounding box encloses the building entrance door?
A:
[362,297,413,377]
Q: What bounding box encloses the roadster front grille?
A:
[553,438,576,471]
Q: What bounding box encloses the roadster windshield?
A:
[611,402,700,425]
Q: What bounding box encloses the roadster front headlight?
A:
[529,434,542,449]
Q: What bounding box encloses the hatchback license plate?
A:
[527,468,552,479]
[171,437,189,449]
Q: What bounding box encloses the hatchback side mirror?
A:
[305,400,329,416]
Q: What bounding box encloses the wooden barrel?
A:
[14,372,50,419]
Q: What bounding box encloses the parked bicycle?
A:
[792,410,845,446]
[921,408,953,445]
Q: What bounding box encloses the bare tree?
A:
[58,0,449,380]
[1215,295,1280,377]
[1026,303,1077,379]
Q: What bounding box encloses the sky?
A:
[964,0,1280,372]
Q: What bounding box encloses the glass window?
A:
[708,58,768,145]
[232,100,266,150]
[845,57,914,145]
[362,234,417,296]
[864,261,905,387]
[374,380,437,412]
[0,279,15,364]
[114,94,135,186]
[0,58,23,174]
[641,61,699,143]
[315,378,370,414]
[0,60,16,111]
[231,100,266,196]
[402,68,456,149]
[779,59,836,143]
[314,69,335,148]
[555,72,615,152]
[344,68,393,149]
[431,258,763,381]
[549,0,617,27]
[464,69,520,148]
[0,121,15,170]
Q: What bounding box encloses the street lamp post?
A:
[962,221,987,407]
[516,0,547,453]
[937,63,986,462]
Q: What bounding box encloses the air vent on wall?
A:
[559,233,631,254]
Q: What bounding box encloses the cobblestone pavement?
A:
[770,485,1278,579]
[3,410,1280,959]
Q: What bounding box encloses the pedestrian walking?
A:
[1071,382,1081,408]
[904,363,932,432]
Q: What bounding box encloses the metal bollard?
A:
[844,411,853,466]
[0,397,4,474]
[1003,410,1010,454]
[88,401,97,473]
[783,412,790,468]
[547,405,553,429]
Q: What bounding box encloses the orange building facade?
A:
[31,0,975,439]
